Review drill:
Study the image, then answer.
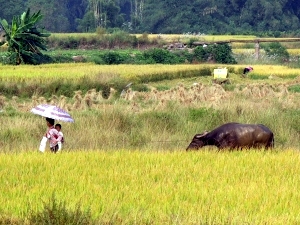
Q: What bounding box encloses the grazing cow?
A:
[186,122,274,151]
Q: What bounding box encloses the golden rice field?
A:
[51,33,257,41]
[51,33,287,43]
[0,63,299,84]
[1,61,300,224]
[50,33,300,46]
[233,48,300,56]
[1,150,300,224]
[287,49,300,55]
[0,63,205,84]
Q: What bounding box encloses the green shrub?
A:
[102,51,124,64]
[142,48,183,64]
[173,50,194,63]
[28,194,95,225]
[263,42,290,62]
[193,46,209,62]
[193,44,237,64]
[90,55,105,64]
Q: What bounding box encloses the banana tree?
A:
[0,8,50,65]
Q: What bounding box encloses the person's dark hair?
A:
[46,117,55,126]
[55,124,62,129]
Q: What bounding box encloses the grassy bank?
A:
[1,150,300,224]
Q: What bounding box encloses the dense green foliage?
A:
[263,42,290,62]
[0,9,50,65]
[0,42,237,65]
[194,44,237,64]
[0,0,300,35]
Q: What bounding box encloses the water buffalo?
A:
[186,122,274,151]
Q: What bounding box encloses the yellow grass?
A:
[245,65,299,76]
[233,48,300,56]
[233,48,256,54]
[287,49,300,56]
[50,33,98,39]
[50,33,258,43]
[0,63,299,85]
[0,63,211,84]
[1,150,300,224]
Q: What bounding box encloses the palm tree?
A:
[0,8,50,65]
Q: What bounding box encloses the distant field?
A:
[233,48,300,56]
[50,33,300,43]
[51,33,257,41]
[0,63,299,84]
[0,63,213,84]
[1,150,300,224]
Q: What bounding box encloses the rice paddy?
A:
[0,63,299,85]
[1,150,300,224]
[1,54,300,224]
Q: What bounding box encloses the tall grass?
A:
[0,93,300,152]
[1,150,300,224]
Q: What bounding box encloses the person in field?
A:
[242,66,253,77]
[55,123,64,152]
[39,117,62,153]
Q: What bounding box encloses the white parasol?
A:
[31,104,74,123]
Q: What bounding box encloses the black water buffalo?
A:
[186,122,274,150]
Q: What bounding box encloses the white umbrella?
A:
[31,104,74,123]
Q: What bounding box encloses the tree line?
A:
[1,0,300,35]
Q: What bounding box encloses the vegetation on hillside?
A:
[0,0,300,35]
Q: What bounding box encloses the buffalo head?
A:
[186,131,208,151]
